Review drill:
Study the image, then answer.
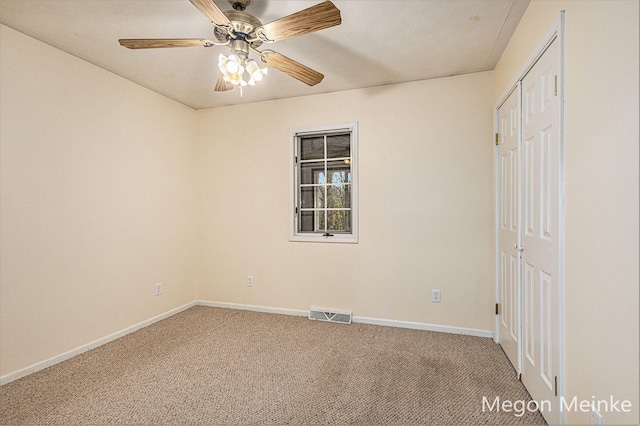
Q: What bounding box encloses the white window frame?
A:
[289,122,358,243]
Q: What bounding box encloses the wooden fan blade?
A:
[215,74,234,92]
[119,39,216,49]
[263,52,324,86]
[257,0,341,42]
[188,0,231,27]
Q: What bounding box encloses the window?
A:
[290,122,358,243]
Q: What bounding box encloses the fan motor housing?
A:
[229,0,250,11]
[214,9,263,47]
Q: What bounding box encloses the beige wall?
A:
[1,24,495,379]
[196,73,495,330]
[494,1,639,425]
[0,25,200,376]
[3,2,637,422]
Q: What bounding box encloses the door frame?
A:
[493,11,565,425]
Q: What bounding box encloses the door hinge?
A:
[554,75,558,96]
[554,376,558,397]
[495,303,499,315]
[495,133,499,145]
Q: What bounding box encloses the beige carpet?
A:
[0,306,546,425]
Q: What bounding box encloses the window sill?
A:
[289,234,358,244]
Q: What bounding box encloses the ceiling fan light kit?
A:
[118,0,341,95]
[217,53,267,92]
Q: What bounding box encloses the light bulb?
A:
[252,70,264,82]
[227,62,238,74]
[217,53,266,93]
[227,73,242,86]
[226,55,241,74]
[246,60,266,82]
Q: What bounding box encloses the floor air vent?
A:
[308,308,352,324]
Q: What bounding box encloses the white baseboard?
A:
[197,300,493,338]
[352,315,494,338]
[1,300,493,385]
[0,301,196,386]
[196,300,308,317]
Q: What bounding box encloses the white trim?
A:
[495,15,563,109]
[353,315,494,339]
[557,11,566,426]
[289,121,359,244]
[0,301,196,386]
[493,99,500,345]
[1,300,494,385]
[196,300,308,317]
[492,12,565,425]
[493,14,564,345]
[198,300,493,338]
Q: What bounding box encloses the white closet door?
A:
[520,37,561,426]
[497,85,521,374]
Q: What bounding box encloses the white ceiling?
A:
[0,0,530,110]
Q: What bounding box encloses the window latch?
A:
[323,232,334,237]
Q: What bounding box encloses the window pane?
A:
[326,134,350,159]
[327,184,351,209]
[300,187,315,209]
[300,211,314,232]
[292,122,357,242]
[327,210,351,232]
[326,161,351,184]
[300,136,324,160]
[300,162,324,185]
[317,210,326,232]
[314,186,325,209]
[299,210,326,232]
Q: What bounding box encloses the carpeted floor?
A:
[0,306,546,425]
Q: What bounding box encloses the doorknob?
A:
[514,243,524,252]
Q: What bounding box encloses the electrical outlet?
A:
[247,276,254,287]
[431,289,441,303]
[155,282,162,296]
[589,407,603,425]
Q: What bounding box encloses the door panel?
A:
[520,38,560,426]
[496,36,561,425]
[522,261,534,365]
[497,86,520,373]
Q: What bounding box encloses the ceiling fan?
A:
[119,0,342,93]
